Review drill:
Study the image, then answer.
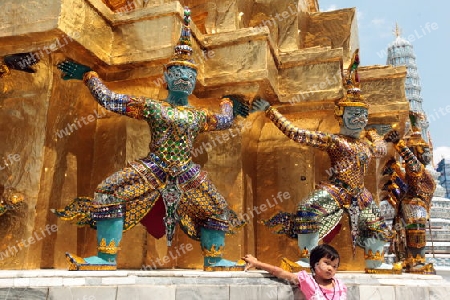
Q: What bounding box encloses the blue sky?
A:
[318,0,450,165]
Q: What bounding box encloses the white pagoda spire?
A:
[386,23,430,142]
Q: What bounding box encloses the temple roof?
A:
[388,35,412,48]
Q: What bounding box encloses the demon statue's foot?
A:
[66,253,117,271]
[364,239,402,274]
[365,261,403,275]
[200,227,245,271]
[406,262,436,275]
[278,258,311,273]
[203,257,245,271]
[294,259,311,269]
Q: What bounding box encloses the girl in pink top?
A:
[243,244,347,300]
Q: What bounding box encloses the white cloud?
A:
[322,4,338,12]
[371,18,386,27]
[368,18,393,38]
[357,10,364,21]
[433,146,450,166]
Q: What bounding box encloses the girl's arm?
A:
[266,106,332,150]
[243,255,299,285]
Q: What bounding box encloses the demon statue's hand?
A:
[382,157,398,176]
[57,60,92,81]
[374,140,388,157]
[224,94,250,118]
[1,52,40,77]
[251,98,270,113]
[384,129,400,144]
[4,52,40,73]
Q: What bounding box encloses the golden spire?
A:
[393,23,402,37]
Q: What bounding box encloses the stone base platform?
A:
[0,269,449,300]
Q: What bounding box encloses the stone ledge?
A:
[0,270,448,300]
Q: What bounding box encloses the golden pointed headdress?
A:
[405,112,429,150]
[335,49,369,117]
[165,7,197,70]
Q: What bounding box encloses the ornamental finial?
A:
[393,23,402,38]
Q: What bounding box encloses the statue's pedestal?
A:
[0,269,448,300]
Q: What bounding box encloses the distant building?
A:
[427,166,450,256]
[386,24,430,141]
[437,158,450,198]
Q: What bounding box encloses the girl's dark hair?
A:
[309,244,340,271]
